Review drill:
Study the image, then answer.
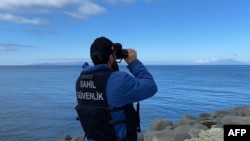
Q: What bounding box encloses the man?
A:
[75,36,157,141]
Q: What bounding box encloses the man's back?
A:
[75,37,158,141]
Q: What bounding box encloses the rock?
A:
[144,128,172,141]
[187,128,201,138]
[61,106,250,141]
[149,118,173,131]
[173,125,193,134]
[58,135,72,141]
[193,123,209,131]
[220,115,250,125]
[145,128,191,141]
[199,113,210,118]
[184,128,223,141]
[179,115,198,126]
[199,119,217,128]
[199,128,223,141]
[233,106,250,117]
[70,134,84,141]
[137,132,144,141]
[210,109,232,119]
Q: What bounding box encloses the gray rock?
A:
[199,119,217,128]
[186,123,209,138]
[71,135,84,141]
[193,123,209,131]
[58,135,72,141]
[145,128,191,141]
[137,132,144,141]
[210,109,233,118]
[179,115,198,126]
[220,115,250,125]
[185,128,223,141]
[173,125,193,134]
[187,128,201,138]
[62,106,250,141]
[149,118,173,131]
[199,113,210,118]
[233,106,250,117]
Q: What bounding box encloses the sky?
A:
[0,0,250,65]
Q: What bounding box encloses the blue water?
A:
[1,65,250,141]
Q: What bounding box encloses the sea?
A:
[0,65,250,141]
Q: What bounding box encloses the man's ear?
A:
[108,54,114,64]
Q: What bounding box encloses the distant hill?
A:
[31,61,83,65]
[30,59,249,66]
[201,59,248,65]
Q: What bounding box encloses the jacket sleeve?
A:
[125,60,157,102]
[119,59,158,103]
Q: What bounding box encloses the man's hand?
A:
[124,48,137,64]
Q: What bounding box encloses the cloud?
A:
[0,0,159,24]
[0,46,12,51]
[0,0,107,24]
[144,0,161,2]
[0,43,16,51]
[0,43,31,51]
[0,0,77,10]
[106,0,160,4]
[65,1,106,19]
[0,13,46,24]
[195,58,218,64]
[32,57,90,65]
[105,0,136,4]
[25,29,57,36]
[194,58,246,65]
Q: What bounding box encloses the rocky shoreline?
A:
[58,106,250,141]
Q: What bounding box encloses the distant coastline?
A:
[26,58,250,66]
[0,58,250,66]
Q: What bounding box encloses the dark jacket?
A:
[78,59,158,141]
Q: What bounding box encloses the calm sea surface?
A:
[0,65,250,141]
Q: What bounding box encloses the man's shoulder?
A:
[108,71,132,82]
[110,70,129,77]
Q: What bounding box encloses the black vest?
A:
[75,70,140,141]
